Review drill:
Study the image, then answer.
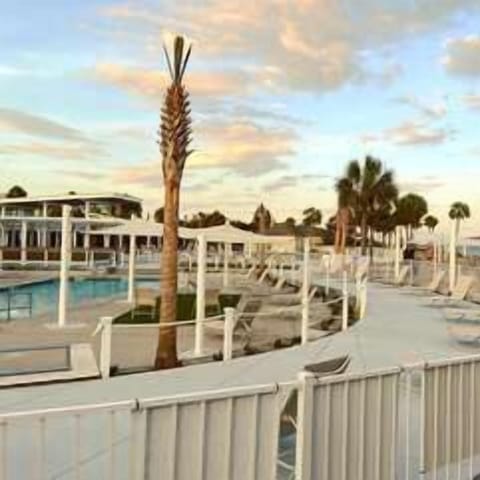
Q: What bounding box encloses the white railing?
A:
[3,354,480,479]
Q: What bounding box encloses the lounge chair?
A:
[304,355,351,375]
[427,275,474,308]
[447,324,480,346]
[401,269,446,296]
[262,284,318,306]
[377,264,411,286]
[444,307,480,324]
[204,297,263,343]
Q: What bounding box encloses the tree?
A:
[424,215,439,232]
[334,177,355,253]
[154,36,193,370]
[395,193,428,239]
[449,201,470,236]
[6,185,27,198]
[154,207,164,223]
[302,207,322,227]
[342,156,398,255]
[252,203,272,233]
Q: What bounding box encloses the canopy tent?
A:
[93,219,292,244]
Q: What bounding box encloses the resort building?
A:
[0,193,144,264]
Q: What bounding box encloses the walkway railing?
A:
[2,353,480,479]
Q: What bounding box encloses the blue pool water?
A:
[0,278,160,320]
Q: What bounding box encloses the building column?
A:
[104,234,111,249]
[0,207,5,218]
[20,220,27,264]
[42,202,48,218]
[85,200,91,218]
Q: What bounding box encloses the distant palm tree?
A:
[342,156,398,255]
[252,203,272,233]
[449,201,470,236]
[423,215,439,232]
[302,207,322,227]
[334,177,355,253]
[155,36,193,370]
[396,193,428,239]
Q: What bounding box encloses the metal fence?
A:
[4,354,480,479]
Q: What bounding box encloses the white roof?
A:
[0,193,142,205]
[94,219,292,244]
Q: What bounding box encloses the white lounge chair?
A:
[402,269,446,296]
[447,324,480,346]
[427,275,474,308]
[444,307,480,324]
[204,297,263,342]
[377,264,411,286]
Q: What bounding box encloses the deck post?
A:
[295,371,315,480]
[394,225,401,281]
[99,316,113,379]
[195,233,206,356]
[20,220,27,265]
[58,205,72,327]
[342,269,348,331]
[128,234,136,303]
[449,218,456,293]
[223,307,235,361]
[301,238,310,345]
[325,254,330,295]
[223,242,230,288]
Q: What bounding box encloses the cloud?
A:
[463,94,480,110]
[442,35,480,76]
[263,172,329,191]
[394,95,447,118]
[0,141,107,161]
[190,120,296,175]
[384,121,450,146]
[98,0,480,93]
[92,63,250,102]
[0,108,87,142]
[400,176,445,194]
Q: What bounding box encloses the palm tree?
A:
[342,156,398,255]
[252,203,272,233]
[449,201,470,236]
[302,207,322,227]
[154,36,193,370]
[395,193,428,239]
[423,215,439,232]
[334,177,355,253]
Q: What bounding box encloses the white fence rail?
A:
[4,355,480,479]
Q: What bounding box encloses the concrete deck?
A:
[0,276,476,414]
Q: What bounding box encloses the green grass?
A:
[114,293,241,324]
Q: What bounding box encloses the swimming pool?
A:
[0,277,160,320]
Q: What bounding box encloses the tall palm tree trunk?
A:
[155,182,179,369]
[340,217,349,254]
[334,212,341,253]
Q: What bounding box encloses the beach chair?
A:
[131,288,157,321]
[262,284,318,306]
[204,297,263,343]
[427,275,474,308]
[447,324,480,346]
[444,307,480,324]
[303,355,351,375]
[379,264,411,286]
[402,269,446,296]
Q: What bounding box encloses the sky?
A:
[1,0,480,233]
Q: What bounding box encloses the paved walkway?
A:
[0,279,477,414]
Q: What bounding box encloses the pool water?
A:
[0,278,160,320]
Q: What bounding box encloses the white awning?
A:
[93,219,293,244]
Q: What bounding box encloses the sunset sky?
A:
[1,1,480,232]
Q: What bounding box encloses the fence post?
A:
[99,316,113,379]
[325,255,330,295]
[223,307,235,361]
[195,233,206,356]
[342,270,348,331]
[301,238,310,345]
[409,259,414,286]
[295,371,315,480]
